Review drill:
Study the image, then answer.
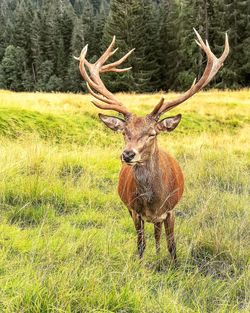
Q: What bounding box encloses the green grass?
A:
[0,90,249,312]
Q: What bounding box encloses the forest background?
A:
[0,0,249,94]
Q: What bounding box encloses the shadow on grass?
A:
[190,243,244,280]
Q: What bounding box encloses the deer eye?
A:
[123,133,132,140]
[148,134,156,138]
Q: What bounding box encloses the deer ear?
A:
[98,113,125,132]
[156,114,182,132]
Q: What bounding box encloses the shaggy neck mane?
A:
[133,143,164,206]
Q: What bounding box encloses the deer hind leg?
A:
[154,222,163,255]
[131,212,146,259]
[164,211,177,262]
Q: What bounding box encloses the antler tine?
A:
[78,45,99,91]
[76,37,134,117]
[86,82,117,105]
[149,97,165,117]
[150,29,229,118]
[219,33,229,62]
[110,67,132,73]
[78,45,120,105]
[91,100,130,116]
[101,48,135,73]
[98,35,117,65]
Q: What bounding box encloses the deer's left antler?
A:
[75,36,134,118]
[149,29,230,119]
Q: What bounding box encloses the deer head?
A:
[75,29,229,166]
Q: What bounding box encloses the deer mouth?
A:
[126,161,137,166]
[122,159,136,166]
[122,160,144,166]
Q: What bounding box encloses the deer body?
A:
[76,29,229,261]
[115,115,184,259]
[118,148,184,223]
[118,147,184,259]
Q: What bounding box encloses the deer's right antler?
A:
[149,29,229,119]
[75,36,134,117]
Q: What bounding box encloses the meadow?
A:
[0,89,249,313]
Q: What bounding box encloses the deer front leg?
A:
[164,211,177,262]
[154,222,163,255]
[131,212,146,259]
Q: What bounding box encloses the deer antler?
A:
[149,29,229,119]
[75,36,134,117]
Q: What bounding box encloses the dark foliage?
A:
[0,0,249,92]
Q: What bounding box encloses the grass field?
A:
[0,89,249,313]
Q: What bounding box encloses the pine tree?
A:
[30,11,43,85]
[0,6,5,60]
[0,0,15,60]
[103,0,135,92]
[66,0,95,93]
[66,16,85,92]
[241,17,250,86]
[158,0,181,90]
[91,0,102,13]
[73,0,84,15]
[60,9,74,67]
[103,0,161,92]
[66,0,101,92]
[202,0,232,88]
[176,0,210,91]
[12,0,34,60]
[46,75,63,92]
[220,0,250,88]
[93,0,109,55]
[139,0,161,92]
[0,45,28,91]
[36,60,54,91]
[81,0,96,58]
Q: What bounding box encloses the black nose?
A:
[122,150,136,163]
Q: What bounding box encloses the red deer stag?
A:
[75,29,229,261]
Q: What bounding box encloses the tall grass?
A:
[0,90,249,312]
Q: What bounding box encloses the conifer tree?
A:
[139,0,161,92]
[103,0,161,92]
[0,0,249,91]
[81,0,96,58]
[92,0,102,13]
[30,11,43,85]
[220,0,250,88]
[176,0,211,90]
[12,0,33,59]
[66,16,85,92]
[158,0,181,90]
[93,0,109,55]
[73,0,84,15]
[0,45,28,91]
[102,0,135,92]
[36,60,54,91]
[0,6,6,60]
